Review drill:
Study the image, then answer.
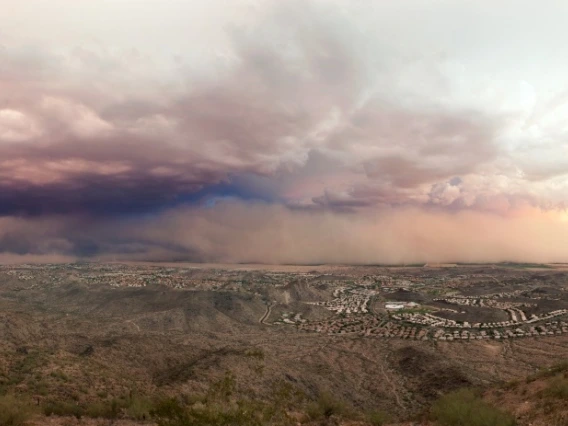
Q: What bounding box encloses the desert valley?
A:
[1,262,568,425]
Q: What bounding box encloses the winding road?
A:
[259,302,274,325]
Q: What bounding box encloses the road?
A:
[259,302,274,325]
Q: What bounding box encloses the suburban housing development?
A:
[4,262,568,343]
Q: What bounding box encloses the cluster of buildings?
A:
[273,312,306,325]
[435,296,535,310]
[308,287,377,314]
[297,281,568,342]
[434,290,524,301]
[5,270,35,281]
[3,263,568,345]
[299,316,568,341]
[392,309,568,329]
[385,301,419,310]
[1,263,307,292]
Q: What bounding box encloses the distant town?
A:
[3,262,568,342]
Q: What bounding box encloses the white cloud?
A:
[0,109,42,142]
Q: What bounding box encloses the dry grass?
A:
[0,394,37,426]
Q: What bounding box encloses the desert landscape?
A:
[5,0,568,425]
[1,262,567,425]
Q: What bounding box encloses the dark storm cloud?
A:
[0,172,201,216]
[0,1,375,215]
[0,0,523,217]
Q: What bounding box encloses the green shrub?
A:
[49,370,68,382]
[83,399,123,419]
[244,348,265,360]
[83,401,113,418]
[43,392,155,421]
[270,381,306,409]
[124,395,155,420]
[0,394,36,426]
[150,397,262,426]
[150,398,190,426]
[206,371,237,402]
[543,377,568,399]
[43,400,84,418]
[305,392,346,420]
[501,380,520,391]
[367,410,391,425]
[150,374,299,426]
[527,361,568,382]
[431,388,516,426]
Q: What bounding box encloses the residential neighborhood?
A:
[2,262,568,343]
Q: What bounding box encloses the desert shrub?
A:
[26,377,49,397]
[0,394,36,426]
[124,395,155,420]
[49,370,69,382]
[151,398,190,426]
[527,360,568,382]
[244,348,265,360]
[150,397,273,426]
[13,353,46,376]
[43,400,84,418]
[83,399,124,419]
[306,392,347,420]
[501,380,520,391]
[543,377,568,399]
[270,380,306,410]
[43,391,155,420]
[431,388,516,426]
[539,398,556,415]
[366,410,391,425]
[83,401,115,418]
[151,373,298,426]
[206,371,237,403]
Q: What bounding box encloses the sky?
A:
[1,0,568,264]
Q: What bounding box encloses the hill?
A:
[0,263,567,425]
